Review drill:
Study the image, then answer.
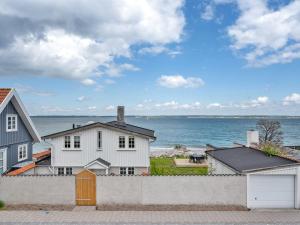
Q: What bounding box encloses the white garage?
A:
[206,146,300,209]
[248,175,295,208]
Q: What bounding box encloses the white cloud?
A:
[81,78,96,86]
[207,103,224,109]
[105,63,140,77]
[77,96,86,102]
[155,101,201,110]
[105,105,115,111]
[138,45,182,57]
[15,84,54,97]
[0,0,185,83]
[41,105,72,113]
[206,96,269,109]
[283,93,300,105]
[139,45,169,55]
[88,106,97,111]
[227,0,300,67]
[234,96,269,109]
[250,96,269,106]
[201,4,214,21]
[158,75,204,88]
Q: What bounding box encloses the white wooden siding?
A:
[248,166,299,175]
[49,127,150,168]
[207,155,236,175]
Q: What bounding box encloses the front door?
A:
[75,169,96,206]
[0,148,7,174]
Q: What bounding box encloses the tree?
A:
[256,119,283,146]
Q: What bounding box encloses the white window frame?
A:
[128,136,135,149]
[120,167,127,175]
[64,136,71,149]
[6,114,18,132]
[66,167,73,175]
[120,167,135,175]
[18,144,28,162]
[128,167,135,175]
[0,148,7,174]
[58,167,65,175]
[74,136,81,149]
[119,136,125,149]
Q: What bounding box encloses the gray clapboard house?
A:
[0,88,40,174]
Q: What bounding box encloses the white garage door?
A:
[248,175,295,208]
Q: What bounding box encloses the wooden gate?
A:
[75,169,96,206]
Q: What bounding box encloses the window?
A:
[6,114,17,132]
[119,136,125,148]
[129,136,135,148]
[128,167,135,175]
[0,151,4,174]
[120,167,135,175]
[120,167,127,175]
[97,131,102,149]
[18,144,27,161]
[74,136,80,149]
[66,167,72,175]
[58,167,64,175]
[64,136,71,148]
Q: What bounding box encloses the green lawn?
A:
[150,157,208,175]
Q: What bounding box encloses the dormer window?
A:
[6,114,18,132]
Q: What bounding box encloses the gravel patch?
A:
[4,204,74,211]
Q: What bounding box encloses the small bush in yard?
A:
[0,200,5,209]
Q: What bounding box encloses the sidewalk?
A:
[0,210,300,224]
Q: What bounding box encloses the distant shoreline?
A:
[31,115,300,118]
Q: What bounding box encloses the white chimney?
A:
[247,130,259,147]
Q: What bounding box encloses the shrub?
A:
[261,143,283,157]
[0,200,5,209]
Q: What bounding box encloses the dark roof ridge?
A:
[42,121,155,139]
[107,120,155,132]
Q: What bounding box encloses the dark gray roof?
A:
[36,155,51,166]
[96,157,111,167]
[206,147,299,173]
[107,121,155,139]
[42,121,156,140]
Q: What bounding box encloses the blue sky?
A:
[1,0,300,115]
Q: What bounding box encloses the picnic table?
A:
[189,154,206,163]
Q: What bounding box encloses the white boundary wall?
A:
[97,176,246,206]
[0,176,75,205]
[0,175,246,206]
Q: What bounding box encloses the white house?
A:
[206,131,300,209]
[40,106,156,175]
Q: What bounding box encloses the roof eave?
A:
[242,162,300,173]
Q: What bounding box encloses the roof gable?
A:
[42,121,155,140]
[206,147,299,173]
[85,158,110,169]
[0,88,41,142]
